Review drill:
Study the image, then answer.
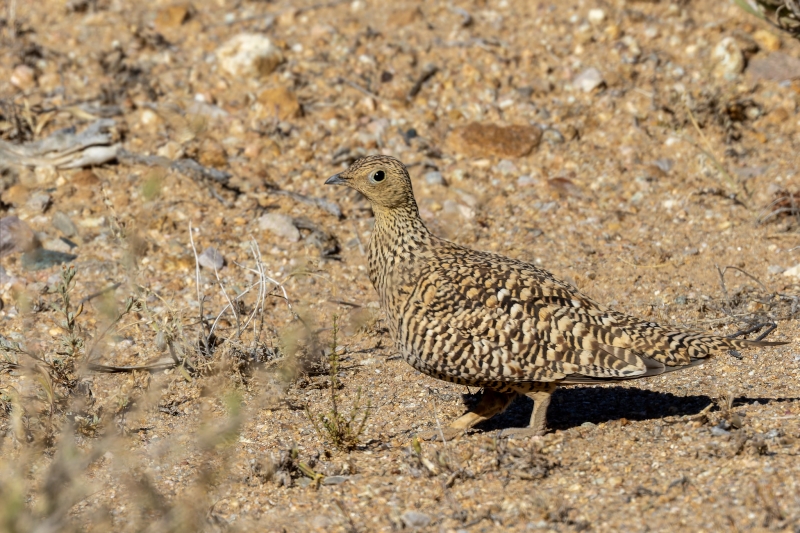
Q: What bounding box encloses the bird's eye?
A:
[370,170,386,183]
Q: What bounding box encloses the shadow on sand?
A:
[470,385,798,433]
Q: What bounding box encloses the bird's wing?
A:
[399,250,739,385]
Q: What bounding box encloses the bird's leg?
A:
[527,382,558,435]
[501,382,558,439]
[418,388,517,441]
[450,388,518,429]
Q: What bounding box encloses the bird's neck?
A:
[367,204,433,293]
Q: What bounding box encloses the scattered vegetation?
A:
[734,0,800,39]
[306,315,371,451]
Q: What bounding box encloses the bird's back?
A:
[384,235,778,389]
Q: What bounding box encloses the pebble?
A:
[154,3,192,30]
[216,33,284,79]
[0,265,14,285]
[445,122,542,158]
[587,8,606,24]
[321,475,349,485]
[400,510,431,529]
[10,65,36,91]
[783,264,800,279]
[542,128,565,144]
[573,67,604,92]
[767,265,785,275]
[753,30,781,52]
[710,426,731,437]
[423,171,445,186]
[516,175,539,187]
[21,248,77,271]
[198,138,228,168]
[27,192,52,213]
[712,37,744,78]
[494,159,518,175]
[1,184,29,207]
[51,212,78,237]
[580,421,597,429]
[198,247,225,271]
[0,216,40,257]
[747,51,800,81]
[259,213,301,242]
[257,86,301,120]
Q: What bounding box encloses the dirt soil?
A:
[1,0,800,531]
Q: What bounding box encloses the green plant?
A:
[733,0,800,38]
[306,315,371,451]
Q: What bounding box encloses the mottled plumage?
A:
[326,155,786,437]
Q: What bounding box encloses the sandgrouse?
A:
[326,155,786,438]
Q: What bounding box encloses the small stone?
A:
[139,109,161,128]
[710,425,731,437]
[494,159,518,175]
[10,65,36,91]
[257,86,302,121]
[21,248,77,271]
[580,421,597,429]
[154,3,193,31]
[573,67,604,92]
[445,122,542,158]
[783,264,800,279]
[51,212,78,237]
[156,141,185,160]
[516,175,539,187]
[653,158,674,173]
[390,7,423,27]
[400,511,431,529]
[70,169,101,203]
[542,128,565,144]
[216,33,284,79]
[198,138,228,168]
[768,265,785,275]
[259,213,301,242]
[562,124,579,141]
[0,216,40,257]
[277,8,297,26]
[34,166,58,186]
[198,247,225,271]
[321,475,349,485]
[1,184,29,207]
[753,30,780,52]
[587,8,606,24]
[747,51,800,82]
[424,171,445,186]
[712,37,745,78]
[27,192,52,213]
[187,100,228,121]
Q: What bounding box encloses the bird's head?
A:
[325,155,416,210]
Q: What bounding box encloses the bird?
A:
[325,155,787,439]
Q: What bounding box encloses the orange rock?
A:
[390,7,423,27]
[198,138,228,168]
[154,3,193,31]
[445,123,542,158]
[1,184,29,207]
[257,86,302,120]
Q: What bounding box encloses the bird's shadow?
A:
[469,386,799,433]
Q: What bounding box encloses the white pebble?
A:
[587,9,606,24]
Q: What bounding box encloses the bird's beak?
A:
[325,173,346,185]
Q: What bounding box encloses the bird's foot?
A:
[416,426,468,442]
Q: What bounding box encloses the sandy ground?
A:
[1,0,800,531]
